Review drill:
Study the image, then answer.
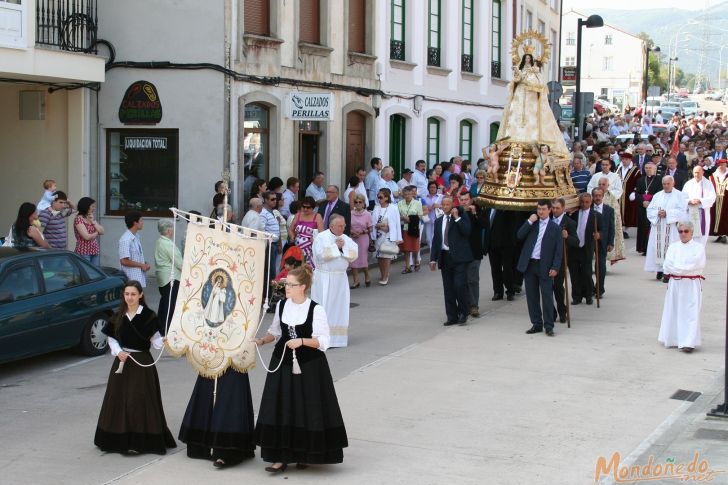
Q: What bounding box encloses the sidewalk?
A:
[109,239,728,485]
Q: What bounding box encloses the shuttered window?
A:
[300,0,321,45]
[244,0,270,36]
[349,0,365,53]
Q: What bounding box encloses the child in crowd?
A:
[37,179,56,212]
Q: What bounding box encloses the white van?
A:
[645,96,662,115]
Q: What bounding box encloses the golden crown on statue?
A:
[510,30,550,65]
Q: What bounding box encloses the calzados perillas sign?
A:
[285,92,334,121]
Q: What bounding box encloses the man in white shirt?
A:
[398,169,414,192]
[260,192,281,283]
[365,157,382,210]
[241,198,265,232]
[305,172,326,203]
[587,158,623,200]
[655,110,664,124]
[412,160,429,198]
[280,177,299,218]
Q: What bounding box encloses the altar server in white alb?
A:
[311,214,358,347]
[658,221,706,353]
[644,176,688,281]
[682,166,716,245]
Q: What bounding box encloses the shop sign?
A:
[561,66,577,86]
[285,92,334,121]
[123,136,168,150]
[119,81,163,125]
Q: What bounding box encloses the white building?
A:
[560,9,644,109]
[516,0,561,83]
[0,0,105,226]
[375,0,522,171]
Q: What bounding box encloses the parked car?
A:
[659,102,682,118]
[705,91,723,101]
[681,100,699,117]
[0,248,126,364]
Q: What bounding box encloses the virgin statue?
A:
[496,46,569,157]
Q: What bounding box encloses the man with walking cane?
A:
[568,193,603,306]
[551,198,578,325]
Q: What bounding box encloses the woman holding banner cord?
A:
[254,265,348,473]
[94,281,176,455]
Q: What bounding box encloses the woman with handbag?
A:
[397,187,423,273]
[349,193,373,288]
[371,188,402,285]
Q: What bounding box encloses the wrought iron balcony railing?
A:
[461,54,473,73]
[427,47,441,67]
[390,40,405,61]
[36,0,98,53]
[491,60,501,78]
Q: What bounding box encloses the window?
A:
[566,32,575,46]
[603,56,614,71]
[299,0,320,44]
[538,20,545,35]
[0,0,25,48]
[78,257,105,281]
[550,0,558,10]
[461,0,474,73]
[426,118,440,167]
[459,121,473,161]
[349,0,365,53]
[106,129,179,216]
[491,0,501,78]
[604,34,613,45]
[0,264,40,303]
[564,56,575,66]
[526,10,533,30]
[428,0,441,66]
[244,103,270,184]
[390,0,405,60]
[39,256,83,292]
[244,0,270,36]
[489,122,500,144]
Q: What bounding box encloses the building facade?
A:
[560,9,644,109]
[375,0,517,172]
[0,0,105,227]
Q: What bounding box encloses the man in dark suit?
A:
[664,157,688,190]
[569,193,603,305]
[430,196,473,326]
[459,192,489,318]
[488,209,521,301]
[516,200,563,336]
[711,142,726,162]
[317,185,351,236]
[676,143,689,172]
[551,197,579,323]
[591,187,615,297]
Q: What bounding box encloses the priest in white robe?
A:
[311,214,358,347]
[658,221,706,352]
[682,166,716,245]
[587,158,624,200]
[644,176,688,279]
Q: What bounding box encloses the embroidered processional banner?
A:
[166,212,269,378]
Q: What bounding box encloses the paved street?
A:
[1,232,726,484]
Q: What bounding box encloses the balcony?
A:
[427,47,440,67]
[491,60,501,78]
[390,40,405,61]
[461,54,473,73]
[36,0,98,53]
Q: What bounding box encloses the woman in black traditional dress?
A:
[177,291,256,468]
[94,280,176,455]
[254,265,348,473]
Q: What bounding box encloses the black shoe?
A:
[514,286,522,294]
[506,294,515,301]
[559,315,567,323]
[715,236,724,243]
[623,231,630,239]
[492,293,503,301]
[443,320,458,326]
[585,298,593,305]
[545,329,555,336]
[663,275,670,283]
[265,464,288,473]
[525,326,543,334]
[571,299,581,305]
[458,315,468,324]
[656,272,663,280]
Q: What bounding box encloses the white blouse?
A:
[107,305,164,356]
[266,298,331,351]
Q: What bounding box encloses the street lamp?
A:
[643,45,661,102]
[668,57,678,100]
[574,14,603,141]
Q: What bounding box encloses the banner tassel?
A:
[292,349,302,375]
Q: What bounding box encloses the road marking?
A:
[353,343,418,374]
[50,355,105,373]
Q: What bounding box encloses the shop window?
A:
[244,103,270,185]
[106,129,178,216]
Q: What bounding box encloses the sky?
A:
[563,0,724,10]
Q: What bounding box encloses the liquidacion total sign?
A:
[285,92,334,121]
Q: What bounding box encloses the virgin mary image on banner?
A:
[203,270,234,327]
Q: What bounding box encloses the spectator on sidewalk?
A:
[74,197,104,266]
[242,198,265,232]
[280,177,299,218]
[155,219,182,335]
[38,190,75,249]
[365,157,382,210]
[305,172,327,203]
[119,211,150,287]
[11,202,50,249]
